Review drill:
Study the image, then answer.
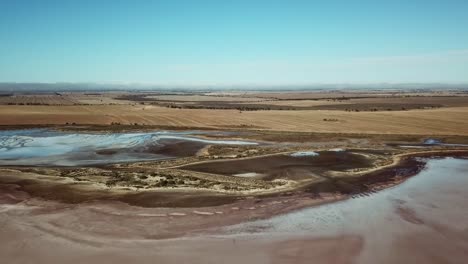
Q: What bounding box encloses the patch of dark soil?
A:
[396,206,425,224]
[120,192,239,208]
[96,149,119,155]
[182,151,373,180]
[144,139,206,157]
[0,176,239,208]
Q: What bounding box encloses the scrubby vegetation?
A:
[54,166,283,192]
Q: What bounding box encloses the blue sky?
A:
[1,0,467,85]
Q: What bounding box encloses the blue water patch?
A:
[423,138,442,145]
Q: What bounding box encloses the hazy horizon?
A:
[1,82,468,92]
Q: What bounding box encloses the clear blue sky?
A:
[1,0,467,85]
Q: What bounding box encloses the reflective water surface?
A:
[219,157,468,263]
[227,157,468,235]
[0,129,257,166]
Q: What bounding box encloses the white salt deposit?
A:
[329,148,344,152]
[289,151,319,157]
[232,172,263,178]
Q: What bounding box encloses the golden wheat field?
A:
[1,103,468,135]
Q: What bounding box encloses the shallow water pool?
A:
[0,129,257,166]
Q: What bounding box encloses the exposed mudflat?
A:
[0,157,468,263]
